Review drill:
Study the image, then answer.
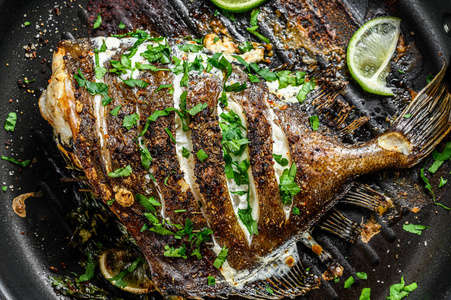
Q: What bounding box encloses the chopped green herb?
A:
[141,43,172,65]
[248,74,260,83]
[292,206,300,215]
[398,69,405,74]
[1,186,6,192]
[149,226,175,236]
[387,277,417,300]
[279,163,301,205]
[297,80,316,103]
[334,276,340,283]
[95,66,107,80]
[1,156,30,167]
[122,113,139,130]
[75,69,111,105]
[207,275,216,286]
[180,60,189,87]
[107,199,116,205]
[344,276,355,289]
[309,115,319,131]
[4,112,17,132]
[429,142,451,173]
[196,149,208,162]
[165,127,176,143]
[135,62,170,72]
[218,91,228,107]
[420,165,450,210]
[155,84,173,93]
[110,105,121,116]
[356,272,368,280]
[138,141,152,169]
[109,257,142,288]
[215,9,236,22]
[213,37,220,43]
[224,82,247,92]
[238,206,259,235]
[78,252,95,282]
[93,14,102,29]
[231,190,247,196]
[164,244,187,259]
[174,209,186,213]
[402,223,429,235]
[238,41,254,53]
[188,103,208,116]
[122,78,149,89]
[164,171,174,186]
[178,43,204,53]
[144,212,160,226]
[265,285,274,295]
[108,165,132,178]
[403,113,412,118]
[23,21,31,27]
[272,154,289,166]
[359,287,371,300]
[439,177,448,188]
[182,147,190,158]
[136,194,156,212]
[118,22,126,29]
[246,10,270,44]
[24,78,35,84]
[426,74,435,83]
[175,218,194,239]
[213,247,228,269]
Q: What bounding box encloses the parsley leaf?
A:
[136,194,156,212]
[1,156,30,167]
[118,22,126,29]
[207,275,216,286]
[93,14,102,29]
[178,43,204,53]
[165,128,176,143]
[356,272,368,280]
[387,277,417,300]
[428,142,451,173]
[213,247,228,269]
[155,84,173,93]
[297,80,316,103]
[196,149,208,162]
[402,223,429,235]
[344,276,355,289]
[108,165,132,178]
[175,218,193,239]
[273,154,289,166]
[141,43,172,64]
[279,163,301,205]
[78,251,95,282]
[4,112,17,132]
[110,105,121,116]
[121,78,149,89]
[439,176,448,188]
[265,285,274,295]
[188,103,208,116]
[109,257,142,288]
[239,41,254,53]
[123,113,139,130]
[359,288,371,300]
[309,115,319,131]
[138,140,152,169]
[182,147,190,158]
[224,82,247,92]
[164,244,187,259]
[238,206,259,235]
[149,226,174,235]
[180,60,189,87]
[420,165,450,210]
[292,206,300,215]
[135,62,170,72]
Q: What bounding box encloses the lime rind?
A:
[210,0,269,13]
[347,17,401,96]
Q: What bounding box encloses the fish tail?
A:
[377,64,451,167]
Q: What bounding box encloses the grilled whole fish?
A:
[39,34,451,298]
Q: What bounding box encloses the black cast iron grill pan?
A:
[0,0,450,299]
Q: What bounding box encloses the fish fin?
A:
[338,116,370,135]
[317,209,361,243]
[233,260,320,299]
[388,63,451,166]
[340,182,393,213]
[312,82,351,128]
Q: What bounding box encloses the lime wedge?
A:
[99,249,154,294]
[210,0,268,13]
[347,16,401,96]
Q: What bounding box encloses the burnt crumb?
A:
[51,6,61,15]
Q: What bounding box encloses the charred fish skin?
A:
[39,35,451,299]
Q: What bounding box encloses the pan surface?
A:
[0,0,450,299]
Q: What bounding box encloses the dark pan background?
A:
[0,0,450,299]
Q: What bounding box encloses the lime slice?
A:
[210,0,268,13]
[99,249,154,294]
[347,16,401,96]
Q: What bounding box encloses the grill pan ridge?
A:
[0,0,450,299]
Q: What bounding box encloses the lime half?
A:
[210,0,268,13]
[347,16,401,96]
